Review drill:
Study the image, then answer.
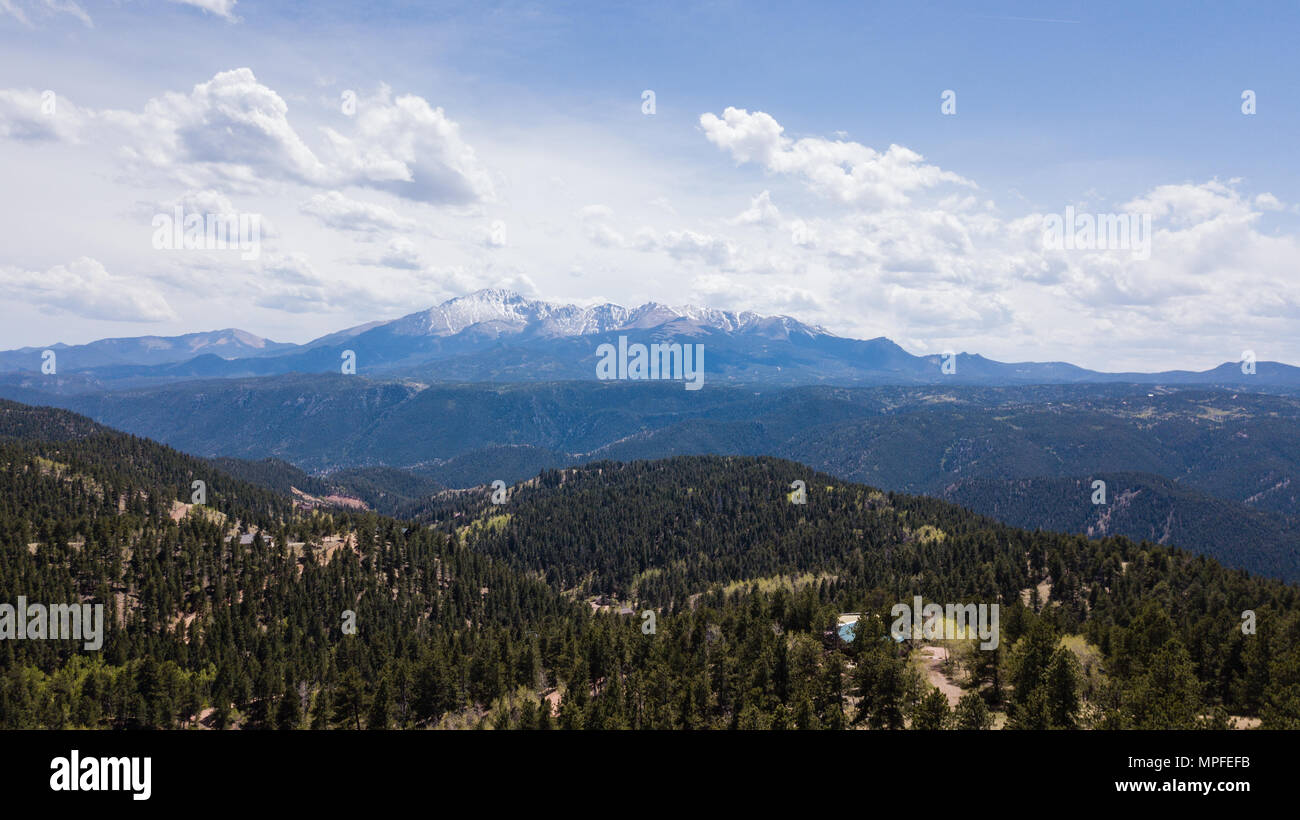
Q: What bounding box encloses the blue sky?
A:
[0,0,1297,370]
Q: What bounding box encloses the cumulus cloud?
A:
[1014,181,1290,314]
[482,219,509,248]
[700,107,973,206]
[300,191,416,233]
[436,269,539,301]
[0,69,494,206]
[320,84,495,205]
[818,207,990,285]
[542,112,1300,369]
[154,189,279,239]
[248,252,340,313]
[1254,192,1284,211]
[371,237,424,269]
[732,190,780,226]
[691,273,824,315]
[999,181,1300,362]
[108,69,332,189]
[1,66,1296,371]
[0,257,176,321]
[0,87,92,142]
[1123,179,1256,228]
[675,129,1298,368]
[633,228,739,269]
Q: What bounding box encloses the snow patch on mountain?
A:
[384,289,828,340]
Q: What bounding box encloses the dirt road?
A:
[919,645,963,707]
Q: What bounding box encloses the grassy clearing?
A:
[458,513,512,540]
[910,524,946,545]
[716,572,837,598]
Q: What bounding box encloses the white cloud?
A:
[691,273,824,315]
[700,107,973,206]
[1123,179,1254,228]
[647,196,677,216]
[576,204,624,247]
[321,84,495,206]
[166,0,238,22]
[242,249,541,317]
[42,0,89,26]
[0,257,176,321]
[1255,192,1284,211]
[662,150,1299,369]
[0,87,91,142]
[633,227,738,269]
[732,190,780,226]
[157,189,277,236]
[248,253,347,314]
[371,236,423,269]
[112,68,332,189]
[300,190,416,233]
[0,70,494,206]
[0,0,29,25]
[0,0,91,27]
[0,61,1297,372]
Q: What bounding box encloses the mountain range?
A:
[3,288,1298,390]
[4,289,1300,582]
[6,377,1297,579]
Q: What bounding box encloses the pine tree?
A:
[332,667,367,730]
[912,687,951,730]
[368,675,393,729]
[518,698,539,730]
[1009,620,1055,722]
[1045,647,1081,729]
[1127,638,1201,729]
[275,683,301,730]
[954,692,991,730]
[310,687,332,730]
[818,652,846,730]
[853,642,907,730]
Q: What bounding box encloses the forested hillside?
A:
[15,380,1300,581]
[3,399,1300,730]
[941,472,1300,581]
[416,456,1300,728]
[209,456,445,515]
[0,401,574,729]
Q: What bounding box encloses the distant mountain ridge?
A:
[0,328,294,373]
[2,288,1298,389]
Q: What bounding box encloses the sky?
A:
[0,0,1297,371]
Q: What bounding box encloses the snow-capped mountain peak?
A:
[385,289,825,340]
